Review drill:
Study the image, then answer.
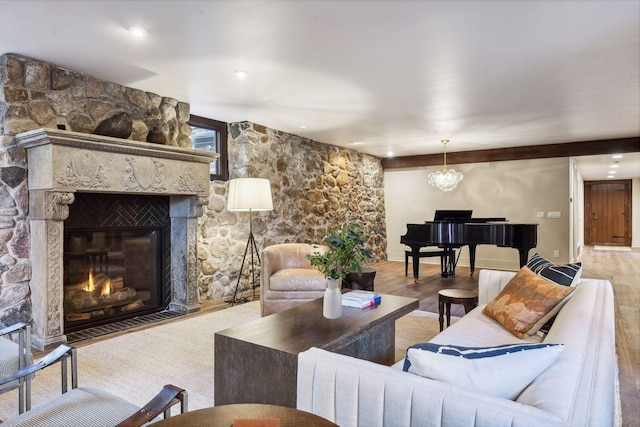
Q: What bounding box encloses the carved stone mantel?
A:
[16,128,218,350]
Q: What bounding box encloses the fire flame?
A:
[101,279,112,297]
[85,271,95,292]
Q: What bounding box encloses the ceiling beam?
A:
[381,137,640,169]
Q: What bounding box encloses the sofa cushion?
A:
[402,342,563,400]
[269,268,327,291]
[482,267,575,338]
[526,253,582,286]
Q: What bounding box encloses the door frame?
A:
[584,179,632,246]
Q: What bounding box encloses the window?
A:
[187,115,229,181]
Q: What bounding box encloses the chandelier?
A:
[428,139,463,191]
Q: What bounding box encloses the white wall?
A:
[569,158,585,261]
[384,157,571,272]
[633,177,640,248]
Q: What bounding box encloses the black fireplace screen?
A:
[63,194,171,332]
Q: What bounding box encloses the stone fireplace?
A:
[16,128,217,350]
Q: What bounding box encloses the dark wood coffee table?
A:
[214,294,418,408]
[153,403,338,427]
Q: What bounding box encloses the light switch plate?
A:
[537,212,545,218]
[547,211,561,219]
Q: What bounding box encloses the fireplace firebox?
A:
[63,193,171,332]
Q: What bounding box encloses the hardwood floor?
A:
[370,247,640,427]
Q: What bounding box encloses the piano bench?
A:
[405,250,447,278]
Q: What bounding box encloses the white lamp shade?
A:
[227,178,273,211]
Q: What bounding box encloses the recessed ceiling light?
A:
[299,125,307,129]
[610,164,619,168]
[350,141,364,146]
[612,154,623,159]
[234,70,249,79]
[608,170,616,174]
[387,150,394,157]
[128,26,148,38]
[607,175,615,179]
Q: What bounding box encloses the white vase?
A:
[323,278,343,319]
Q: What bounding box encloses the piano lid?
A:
[433,210,472,221]
[431,209,507,223]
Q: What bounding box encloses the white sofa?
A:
[297,269,616,427]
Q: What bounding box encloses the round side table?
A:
[152,403,338,427]
[438,289,478,331]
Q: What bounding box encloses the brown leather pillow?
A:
[483,267,575,338]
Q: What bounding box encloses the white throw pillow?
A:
[403,342,563,400]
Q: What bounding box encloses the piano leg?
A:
[410,248,421,278]
[441,248,456,278]
[468,244,477,276]
[518,247,533,267]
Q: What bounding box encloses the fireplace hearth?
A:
[17,128,217,350]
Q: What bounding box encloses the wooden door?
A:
[585,180,632,246]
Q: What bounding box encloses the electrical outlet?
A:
[537,212,545,219]
[547,211,561,219]
[554,250,560,258]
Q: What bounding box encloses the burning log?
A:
[66,313,91,321]
[97,287,137,305]
[121,299,144,312]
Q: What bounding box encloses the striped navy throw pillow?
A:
[526,253,582,286]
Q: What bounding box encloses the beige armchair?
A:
[260,243,329,316]
[0,322,32,414]
[0,344,187,426]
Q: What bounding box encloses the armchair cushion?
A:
[269,268,327,291]
[0,322,32,414]
[0,387,139,427]
[0,338,20,390]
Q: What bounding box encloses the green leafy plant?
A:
[306,222,383,280]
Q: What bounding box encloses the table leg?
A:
[462,301,477,313]
[445,302,452,327]
[438,299,445,332]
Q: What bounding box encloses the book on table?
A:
[342,290,382,308]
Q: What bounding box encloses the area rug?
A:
[0,302,444,421]
[594,245,632,251]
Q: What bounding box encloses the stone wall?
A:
[0,54,191,145]
[0,53,192,328]
[197,121,387,300]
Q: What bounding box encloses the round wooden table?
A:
[438,289,478,331]
[153,403,338,427]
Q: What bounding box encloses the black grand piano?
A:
[400,210,538,278]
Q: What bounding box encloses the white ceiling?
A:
[1,0,638,179]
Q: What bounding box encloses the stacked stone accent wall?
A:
[0,53,192,328]
[0,54,191,145]
[197,121,387,300]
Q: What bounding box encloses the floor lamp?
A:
[226,178,273,305]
